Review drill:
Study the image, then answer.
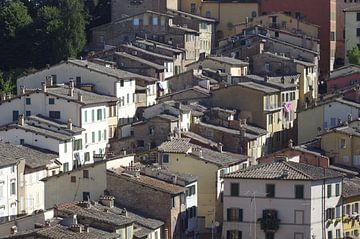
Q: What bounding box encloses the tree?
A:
[0,71,15,95]
[0,0,33,70]
[347,47,360,65]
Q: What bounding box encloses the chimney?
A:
[174,102,181,109]
[69,80,74,97]
[217,142,223,153]
[78,92,83,102]
[46,76,53,86]
[77,201,91,208]
[67,118,73,130]
[164,228,169,239]
[100,195,115,208]
[240,127,246,137]
[10,226,17,235]
[172,175,178,185]
[192,147,203,158]
[20,85,25,95]
[348,114,353,123]
[84,225,90,233]
[122,208,128,217]
[264,75,269,82]
[123,162,140,177]
[288,139,294,149]
[41,81,47,93]
[1,94,6,101]
[18,114,25,126]
[70,224,83,233]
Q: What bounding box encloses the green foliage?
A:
[0,71,15,95]
[347,47,360,65]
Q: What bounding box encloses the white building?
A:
[0,83,118,167]
[16,59,138,125]
[344,6,360,65]
[0,140,61,222]
[222,160,343,239]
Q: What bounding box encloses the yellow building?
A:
[234,12,319,39]
[180,0,259,39]
[321,120,360,168]
[342,177,360,239]
[157,138,248,231]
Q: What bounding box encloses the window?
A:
[326,208,335,220]
[357,12,360,21]
[266,184,275,198]
[73,139,82,151]
[205,11,211,18]
[340,138,346,149]
[327,231,333,239]
[63,162,69,172]
[120,80,124,87]
[85,133,88,144]
[330,31,336,41]
[0,183,3,200]
[71,176,76,183]
[335,183,340,196]
[295,185,304,199]
[25,111,31,116]
[48,98,55,105]
[92,132,95,143]
[98,130,101,142]
[295,11,301,19]
[227,208,243,221]
[327,184,332,198]
[103,129,107,140]
[127,93,130,104]
[49,111,60,119]
[10,181,16,195]
[275,31,279,37]
[20,139,24,145]
[12,111,19,121]
[84,110,87,123]
[91,110,95,122]
[357,28,360,37]
[76,76,81,86]
[133,18,139,26]
[172,197,176,208]
[186,185,196,196]
[226,230,242,239]
[335,205,341,218]
[336,229,341,238]
[84,152,90,162]
[152,17,158,25]
[265,232,274,239]
[11,165,15,173]
[83,170,89,179]
[137,140,144,147]
[103,108,106,119]
[190,3,196,13]
[162,154,169,163]
[230,183,239,196]
[25,98,31,105]
[97,109,102,121]
[64,143,67,153]
[83,192,90,201]
[251,11,257,18]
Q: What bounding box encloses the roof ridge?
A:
[283,161,313,179]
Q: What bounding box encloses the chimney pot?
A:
[67,118,73,130]
[69,80,74,97]
[20,85,25,95]
[78,92,83,102]
[10,226,17,235]
[18,114,25,126]
[41,81,47,93]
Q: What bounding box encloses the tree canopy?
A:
[347,47,360,65]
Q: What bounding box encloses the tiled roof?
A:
[224,161,343,180]
[57,202,134,227]
[141,165,198,185]
[0,140,57,168]
[120,44,174,61]
[170,25,199,34]
[329,64,360,80]
[344,5,360,12]
[108,168,186,194]
[343,177,360,198]
[46,85,118,105]
[158,138,192,153]
[208,56,249,66]
[35,225,118,239]
[156,114,179,121]
[243,74,299,90]
[28,115,84,134]
[115,52,165,70]
[158,138,248,167]
[135,37,185,53]
[238,81,279,94]
[167,9,216,22]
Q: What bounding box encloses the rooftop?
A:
[57,202,134,227]
[45,85,118,105]
[120,44,174,61]
[343,177,360,198]
[115,52,165,70]
[238,81,279,94]
[224,161,343,181]
[242,74,299,90]
[344,5,360,12]
[167,9,216,22]
[135,37,185,53]
[141,165,198,186]
[108,168,186,195]
[158,138,248,167]
[0,140,58,169]
[329,64,360,80]
[208,56,249,66]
